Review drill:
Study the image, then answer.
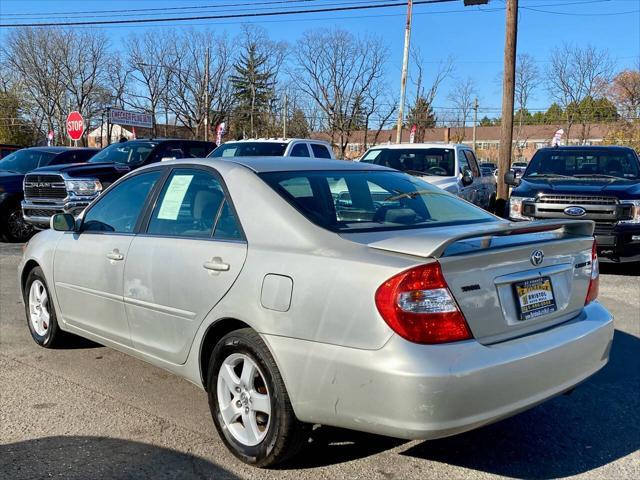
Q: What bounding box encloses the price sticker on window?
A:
[157,175,193,220]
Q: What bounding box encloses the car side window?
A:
[214,200,243,240]
[150,142,183,163]
[464,150,480,177]
[184,143,212,158]
[147,168,242,240]
[82,170,162,233]
[311,144,332,159]
[458,151,470,175]
[290,143,310,157]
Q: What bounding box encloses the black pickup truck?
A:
[506,146,640,263]
[22,138,215,228]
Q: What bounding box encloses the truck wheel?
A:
[207,328,309,467]
[2,203,35,242]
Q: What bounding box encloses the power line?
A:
[0,0,319,17]
[0,0,396,21]
[0,0,460,27]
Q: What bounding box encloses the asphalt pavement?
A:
[1,241,638,480]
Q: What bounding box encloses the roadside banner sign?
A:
[410,124,417,143]
[216,122,226,146]
[551,128,564,147]
[108,108,153,129]
[66,111,84,141]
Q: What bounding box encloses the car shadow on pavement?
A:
[282,426,405,469]
[400,329,640,479]
[0,436,240,480]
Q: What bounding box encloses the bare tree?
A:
[169,30,235,139]
[608,68,640,119]
[447,77,477,141]
[513,53,539,158]
[546,43,613,142]
[408,48,453,141]
[53,30,110,145]
[127,31,173,137]
[2,28,68,143]
[292,29,387,158]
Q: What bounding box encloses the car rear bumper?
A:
[263,301,613,440]
[594,223,640,262]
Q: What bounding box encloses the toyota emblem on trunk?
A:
[531,250,544,266]
[564,206,586,216]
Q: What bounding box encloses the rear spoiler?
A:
[368,219,595,259]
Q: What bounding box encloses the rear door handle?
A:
[203,258,230,272]
[106,250,124,261]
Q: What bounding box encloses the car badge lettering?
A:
[564,206,586,217]
[530,250,544,266]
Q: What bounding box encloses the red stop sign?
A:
[66,111,85,141]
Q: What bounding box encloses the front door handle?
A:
[106,250,124,261]
[203,258,230,272]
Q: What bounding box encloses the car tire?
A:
[1,202,35,243]
[24,266,66,348]
[207,328,309,467]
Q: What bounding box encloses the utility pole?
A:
[204,46,210,142]
[496,0,518,217]
[283,93,288,138]
[473,97,478,151]
[395,0,413,144]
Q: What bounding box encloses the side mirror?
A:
[461,169,473,186]
[50,213,76,232]
[504,170,521,186]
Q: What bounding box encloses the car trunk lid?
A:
[347,220,595,344]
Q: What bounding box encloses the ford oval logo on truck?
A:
[564,206,586,217]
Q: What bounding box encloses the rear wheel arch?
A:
[199,318,252,389]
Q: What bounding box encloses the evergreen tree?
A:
[406,96,436,141]
[230,39,277,138]
[287,108,310,138]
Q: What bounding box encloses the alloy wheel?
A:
[216,353,271,447]
[28,280,50,337]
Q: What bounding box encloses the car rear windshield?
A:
[209,142,288,158]
[260,170,496,233]
[360,148,455,176]
[0,149,56,173]
[525,149,639,180]
[89,142,157,165]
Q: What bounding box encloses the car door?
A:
[53,169,164,345]
[463,150,483,206]
[123,166,247,364]
[457,149,475,203]
[310,143,333,159]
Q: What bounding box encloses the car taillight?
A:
[585,240,599,305]
[375,262,472,344]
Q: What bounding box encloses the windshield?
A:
[525,149,640,180]
[0,149,56,173]
[89,142,157,165]
[360,148,455,176]
[209,142,288,158]
[260,170,496,233]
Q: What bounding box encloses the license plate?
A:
[513,276,557,321]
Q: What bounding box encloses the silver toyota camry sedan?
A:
[19,157,613,467]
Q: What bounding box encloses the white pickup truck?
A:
[359,143,497,211]
[208,138,335,160]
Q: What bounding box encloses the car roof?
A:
[367,142,464,150]
[160,156,392,173]
[537,145,635,152]
[221,138,331,145]
[23,146,99,153]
